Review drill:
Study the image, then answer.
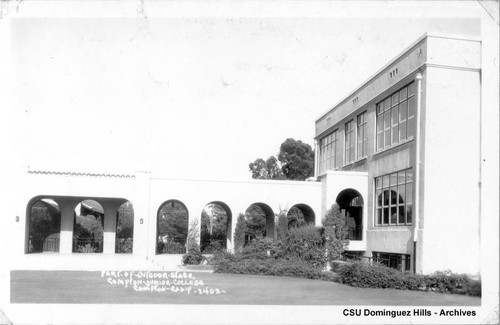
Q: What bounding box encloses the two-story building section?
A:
[314,33,481,275]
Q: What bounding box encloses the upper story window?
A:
[376,82,416,151]
[375,169,413,226]
[345,120,355,164]
[356,112,367,159]
[319,130,340,174]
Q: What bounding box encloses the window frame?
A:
[356,111,367,160]
[344,119,355,165]
[319,129,339,174]
[372,251,411,271]
[376,82,416,151]
[375,168,413,226]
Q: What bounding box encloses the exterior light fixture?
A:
[140,218,144,224]
[15,216,19,222]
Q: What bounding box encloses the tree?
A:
[29,201,61,243]
[286,206,306,228]
[276,211,288,243]
[116,202,134,239]
[158,201,188,242]
[245,205,267,239]
[249,156,285,180]
[322,203,349,263]
[200,203,229,252]
[233,214,247,253]
[248,138,314,181]
[278,138,315,180]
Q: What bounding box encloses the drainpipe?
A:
[413,72,423,272]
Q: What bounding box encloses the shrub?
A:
[424,270,481,296]
[322,203,349,263]
[337,261,423,290]
[77,243,97,253]
[182,246,205,265]
[186,218,200,252]
[285,224,325,268]
[162,241,185,254]
[207,250,241,265]
[201,240,226,254]
[116,238,133,253]
[337,261,481,296]
[241,237,284,260]
[233,213,247,253]
[215,257,338,282]
[276,212,288,243]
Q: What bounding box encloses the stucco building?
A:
[314,33,481,275]
[9,33,482,277]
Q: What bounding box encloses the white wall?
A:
[13,168,323,259]
[321,171,368,251]
[420,66,481,275]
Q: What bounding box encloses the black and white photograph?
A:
[0,1,498,324]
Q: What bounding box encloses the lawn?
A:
[10,270,480,306]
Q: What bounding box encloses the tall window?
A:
[345,120,355,164]
[319,130,339,174]
[376,82,416,151]
[356,112,367,159]
[375,169,413,226]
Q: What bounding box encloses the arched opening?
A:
[287,204,315,228]
[245,203,275,243]
[73,199,104,253]
[27,198,61,253]
[157,200,189,254]
[201,202,232,253]
[115,201,134,254]
[336,189,364,241]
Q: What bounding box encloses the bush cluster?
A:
[424,270,481,296]
[77,243,97,253]
[337,261,481,296]
[285,225,325,268]
[116,238,133,253]
[161,241,185,254]
[241,237,284,260]
[215,258,338,282]
[182,247,205,265]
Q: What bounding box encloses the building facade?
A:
[314,33,481,275]
[7,34,482,277]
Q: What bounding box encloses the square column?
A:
[102,203,120,254]
[58,200,78,254]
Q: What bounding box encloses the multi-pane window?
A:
[319,130,340,174]
[345,120,355,164]
[356,112,367,159]
[375,169,413,226]
[376,82,416,151]
[373,251,411,272]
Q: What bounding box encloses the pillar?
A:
[102,202,120,254]
[314,139,319,178]
[58,199,78,254]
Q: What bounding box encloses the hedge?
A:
[337,261,481,296]
[215,258,339,282]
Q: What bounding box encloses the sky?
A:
[5,2,484,180]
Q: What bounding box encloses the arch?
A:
[336,188,364,240]
[115,201,134,254]
[26,197,61,253]
[245,203,275,242]
[287,203,315,228]
[73,199,104,253]
[156,200,189,254]
[200,201,232,253]
[376,189,406,225]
